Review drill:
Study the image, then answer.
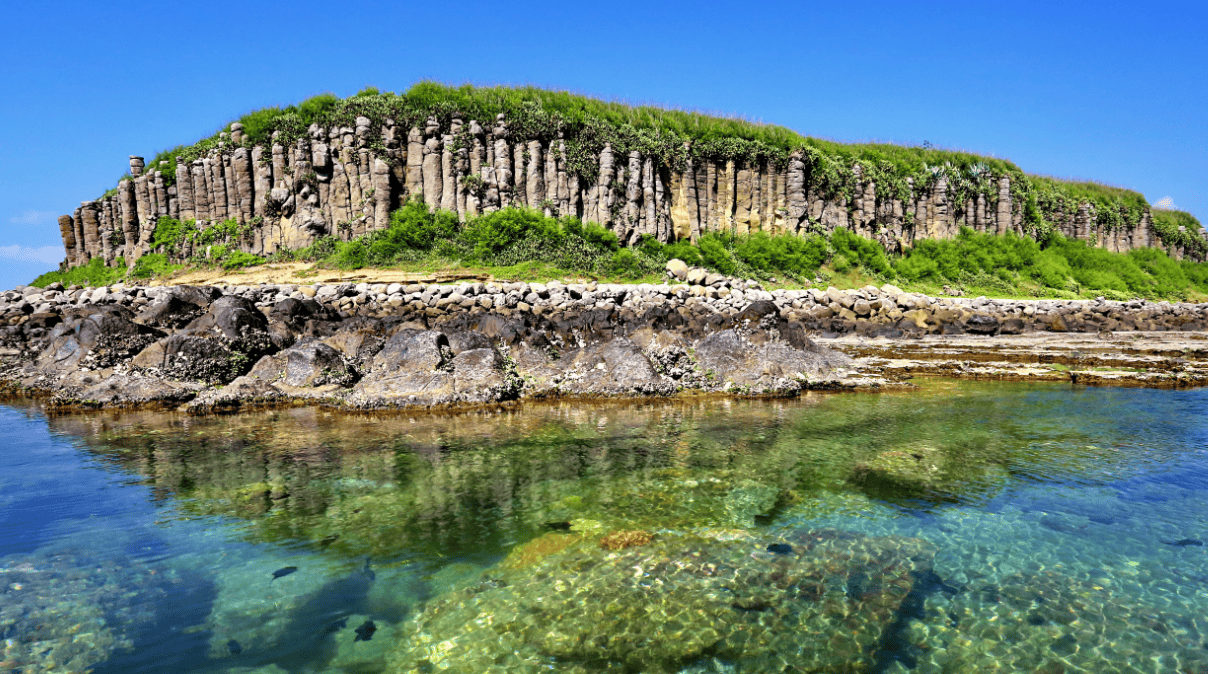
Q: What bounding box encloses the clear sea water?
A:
[2,380,1207,673]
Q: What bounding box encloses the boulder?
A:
[387,528,935,674]
[283,341,358,387]
[349,329,519,407]
[37,306,164,373]
[695,329,847,391]
[665,258,688,280]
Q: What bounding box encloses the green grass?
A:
[33,258,126,288]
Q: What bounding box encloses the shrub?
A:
[460,208,563,262]
[734,232,828,277]
[130,253,182,279]
[697,234,737,276]
[832,227,891,276]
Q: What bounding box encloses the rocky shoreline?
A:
[1,277,1206,413]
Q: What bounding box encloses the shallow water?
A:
[2,381,1207,673]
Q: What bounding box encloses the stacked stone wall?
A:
[57,115,1207,269]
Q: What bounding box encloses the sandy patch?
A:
[151,263,491,287]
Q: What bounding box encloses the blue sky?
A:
[0,0,1204,289]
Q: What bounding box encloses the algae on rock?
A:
[387,528,936,674]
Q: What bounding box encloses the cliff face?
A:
[55,108,1203,270]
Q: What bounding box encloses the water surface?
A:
[2,381,1207,673]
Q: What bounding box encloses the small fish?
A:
[318,534,340,549]
[544,521,572,531]
[270,566,299,582]
[1164,538,1204,547]
[353,620,377,642]
[324,617,348,634]
[362,557,376,581]
[227,639,243,655]
[766,543,794,555]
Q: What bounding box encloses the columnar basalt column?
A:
[781,155,803,234]
[595,144,615,226]
[142,174,160,231]
[330,162,351,228]
[439,132,455,214]
[642,156,657,238]
[930,177,950,239]
[202,157,221,220]
[995,177,1011,235]
[619,150,641,242]
[58,215,78,266]
[191,162,211,221]
[152,169,169,217]
[654,165,669,242]
[549,140,564,214]
[567,172,581,220]
[682,150,700,242]
[490,117,511,212]
[80,201,100,261]
[99,203,114,264]
[511,139,527,208]
[527,140,544,211]
[118,181,138,263]
[419,134,441,211]
[232,147,254,224]
[757,166,771,233]
[252,146,271,219]
[404,127,424,202]
[222,154,238,219]
[734,166,753,236]
[176,159,195,221]
[370,158,394,230]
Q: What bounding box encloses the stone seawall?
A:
[1,278,1206,412]
[57,113,1202,271]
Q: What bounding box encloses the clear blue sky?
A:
[0,0,1203,289]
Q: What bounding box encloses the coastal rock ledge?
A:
[1,279,1206,412]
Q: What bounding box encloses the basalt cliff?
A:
[51,84,1207,271]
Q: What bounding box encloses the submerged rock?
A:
[388,528,935,673]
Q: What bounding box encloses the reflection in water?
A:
[0,380,1205,672]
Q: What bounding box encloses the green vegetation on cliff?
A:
[32,200,1208,301]
[127,82,1195,240]
[282,201,1208,301]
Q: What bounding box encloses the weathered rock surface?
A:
[2,279,1206,411]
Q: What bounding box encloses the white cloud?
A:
[7,210,60,226]
[0,245,65,267]
[1153,196,1178,210]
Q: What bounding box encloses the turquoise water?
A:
[2,381,1207,673]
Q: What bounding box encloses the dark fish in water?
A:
[270,566,299,582]
[1163,538,1204,547]
[227,639,243,655]
[766,543,794,555]
[362,557,376,581]
[544,521,572,531]
[324,617,348,634]
[354,620,377,642]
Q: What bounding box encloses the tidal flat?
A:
[2,380,1208,673]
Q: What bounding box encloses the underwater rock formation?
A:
[387,527,936,673]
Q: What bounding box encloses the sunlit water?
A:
[2,381,1207,673]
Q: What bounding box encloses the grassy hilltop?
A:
[41,83,1208,301]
